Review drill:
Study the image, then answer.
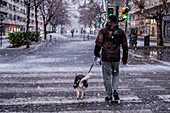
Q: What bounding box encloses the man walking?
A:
[71,29,74,37]
[94,15,128,103]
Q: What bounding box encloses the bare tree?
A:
[133,0,169,46]
[50,2,70,32]
[107,0,126,5]
[24,0,34,48]
[39,0,62,40]
[79,0,102,30]
[33,0,43,42]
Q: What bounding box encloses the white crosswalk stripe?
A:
[58,110,152,113]
[0,85,131,93]
[0,95,142,106]
[157,95,170,102]
[0,72,142,107]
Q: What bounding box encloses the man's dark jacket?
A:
[94,22,128,62]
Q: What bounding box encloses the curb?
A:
[129,46,170,49]
[28,41,47,54]
[137,38,170,43]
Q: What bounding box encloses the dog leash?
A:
[88,57,97,73]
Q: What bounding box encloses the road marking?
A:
[0,78,103,84]
[145,85,166,90]
[0,73,102,77]
[128,72,143,76]
[0,78,123,84]
[58,110,152,113]
[136,78,152,82]
[0,96,142,106]
[0,65,170,73]
[0,85,130,93]
[157,95,170,102]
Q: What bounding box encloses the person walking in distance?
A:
[94,15,128,103]
[71,29,74,37]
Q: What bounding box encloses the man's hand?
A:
[95,57,101,65]
[123,60,128,65]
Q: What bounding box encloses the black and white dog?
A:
[73,73,92,100]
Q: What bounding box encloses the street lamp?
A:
[0,14,5,47]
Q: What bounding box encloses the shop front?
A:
[163,14,170,41]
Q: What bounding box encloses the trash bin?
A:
[144,34,150,46]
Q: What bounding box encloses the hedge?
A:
[7,31,40,47]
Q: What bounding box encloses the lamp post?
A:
[0,14,5,47]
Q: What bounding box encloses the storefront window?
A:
[167,26,170,37]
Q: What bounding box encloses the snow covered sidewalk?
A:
[0,33,68,50]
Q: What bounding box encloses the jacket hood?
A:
[106,22,119,31]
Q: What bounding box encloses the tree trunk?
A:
[26,3,30,48]
[156,18,163,46]
[35,6,39,42]
[44,24,47,40]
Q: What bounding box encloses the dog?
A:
[73,73,92,100]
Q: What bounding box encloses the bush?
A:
[7,31,40,47]
[8,32,25,47]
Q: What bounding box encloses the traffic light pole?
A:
[116,5,119,19]
[125,0,129,34]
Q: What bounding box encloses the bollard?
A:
[50,35,52,42]
[87,34,89,40]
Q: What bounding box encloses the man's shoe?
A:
[105,97,113,103]
[113,90,120,104]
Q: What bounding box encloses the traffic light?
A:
[121,8,129,20]
[107,7,114,19]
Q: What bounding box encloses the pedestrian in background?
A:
[71,29,74,37]
[94,15,128,103]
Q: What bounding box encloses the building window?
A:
[9,14,12,20]
[7,14,10,20]
[23,18,26,22]
[0,1,7,8]
[31,20,34,24]
[152,0,154,4]
[23,9,25,14]
[9,4,12,11]
[15,7,17,12]
[147,0,149,5]
[13,6,16,11]
[31,13,34,17]
[13,15,16,20]
[14,0,19,3]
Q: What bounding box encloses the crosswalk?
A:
[0,71,144,111]
[0,64,170,112]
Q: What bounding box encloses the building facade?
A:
[128,0,170,41]
[0,0,43,36]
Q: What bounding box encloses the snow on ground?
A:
[1,33,170,73]
[0,63,170,73]
[46,33,68,40]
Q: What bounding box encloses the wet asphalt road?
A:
[0,33,170,112]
